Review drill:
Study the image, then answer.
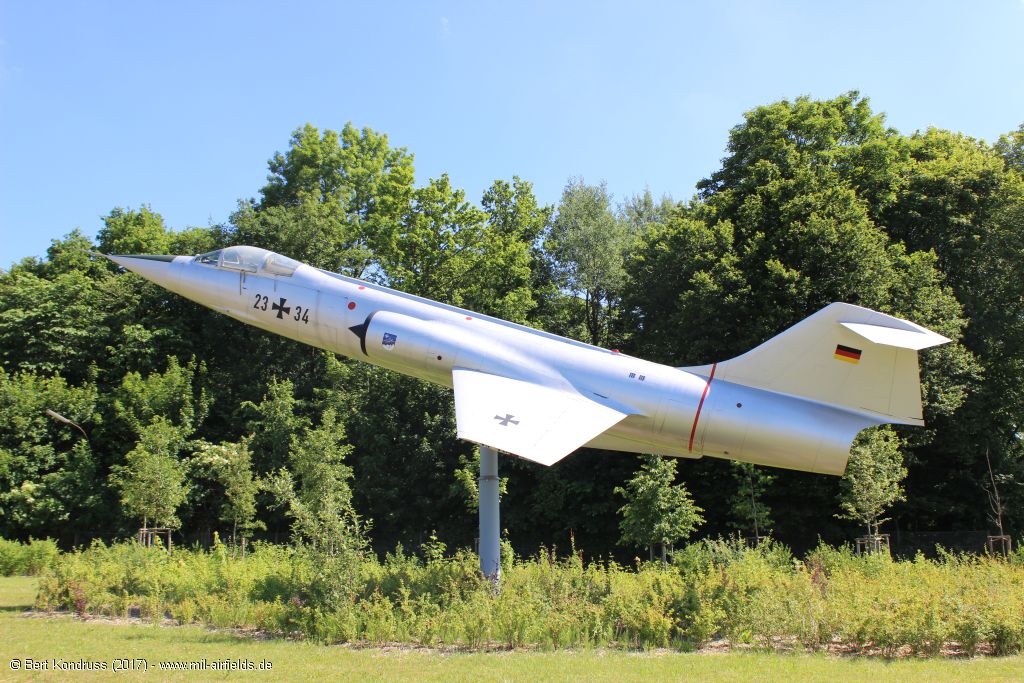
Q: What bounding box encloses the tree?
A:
[0,268,113,384]
[386,174,548,321]
[261,123,350,206]
[265,406,368,609]
[0,440,100,541]
[113,356,210,443]
[697,91,909,223]
[624,93,979,543]
[42,229,111,279]
[880,127,1024,529]
[836,427,907,540]
[110,418,188,531]
[0,368,100,540]
[383,174,490,302]
[994,123,1024,174]
[243,377,308,475]
[192,438,264,548]
[622,215,749,365]
[96,206,171,256]
[258,122,415,278]
[983,447,1008,543]
[481,177,552,246]
[615,455,704,562]
[450,445,509,513]
[475,176,553,324]
[332,359,476,552]
[229,199,367,275]
[547,178,633,346]
[727,462,775,540]
[620,189,675,232]
[4,108,1021,554]
[168,226,220,256]
[266,408,365,555]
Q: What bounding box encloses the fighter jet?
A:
[107,246,949,475]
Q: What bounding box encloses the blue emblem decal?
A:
[382,332,397,350]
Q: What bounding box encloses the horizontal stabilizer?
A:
[839,321,950,350]
[452,368,628,466]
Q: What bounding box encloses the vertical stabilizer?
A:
[683,303,950,425]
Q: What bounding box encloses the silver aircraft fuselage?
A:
[109,246,949,475]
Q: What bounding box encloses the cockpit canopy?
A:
[194,246,300,276]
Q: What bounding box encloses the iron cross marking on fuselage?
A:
[494,414,519,427]
[272,298,291,319]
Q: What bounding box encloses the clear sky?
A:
[2,1,1023,267]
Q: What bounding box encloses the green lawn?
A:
[2,577,1023,682]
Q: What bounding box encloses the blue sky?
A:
[2,1,1023,267]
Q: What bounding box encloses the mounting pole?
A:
[478,445,501,583]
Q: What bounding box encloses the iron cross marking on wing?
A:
[494,413,519,427]
[272,298,291,319]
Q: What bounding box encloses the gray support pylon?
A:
[478,445,501,582]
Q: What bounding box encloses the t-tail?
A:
[681,303,950,475]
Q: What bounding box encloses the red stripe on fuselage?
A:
[688,362,716,453]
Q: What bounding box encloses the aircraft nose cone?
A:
[105,254,184,290]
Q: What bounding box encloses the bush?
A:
[31,537,1024,655]
[0,537,59,575]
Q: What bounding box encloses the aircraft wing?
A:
[452,367,628,466]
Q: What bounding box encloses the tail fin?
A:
[683,303,950,425]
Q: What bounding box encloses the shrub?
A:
[0,537,59,575]
[30,537,1024,655]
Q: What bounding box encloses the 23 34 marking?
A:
[252,294,309,324]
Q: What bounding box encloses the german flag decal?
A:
[834,344,862,364]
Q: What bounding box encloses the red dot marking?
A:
[347,302,356,310]
[358,285,366,290]
[465,316,472,320]
[612,349,620,353]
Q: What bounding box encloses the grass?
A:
[3,578,1024,682]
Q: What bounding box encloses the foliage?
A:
[383,174,490,303]
[109,418,188,530]
[242,377,308,476]
[266,408,366,556]
[837,427,907,538]
[623,92,986,543]
[0,368,99,539]
[995,123,1024,172]
[727,462,775,538]
[450,446,509,512]
[0,269,113,383]
[547,178,633,345]
[32,538,1024,656]
[0,537,59,575]
[96,206,171,256]
[113,355,210,440]
[615,456,704,561]
[191,437,264,545]
[257,122,414,279]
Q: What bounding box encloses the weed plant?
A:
[30,536,1024,655]
[0,537,59,575]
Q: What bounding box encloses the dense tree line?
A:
[1,94,1022,557]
